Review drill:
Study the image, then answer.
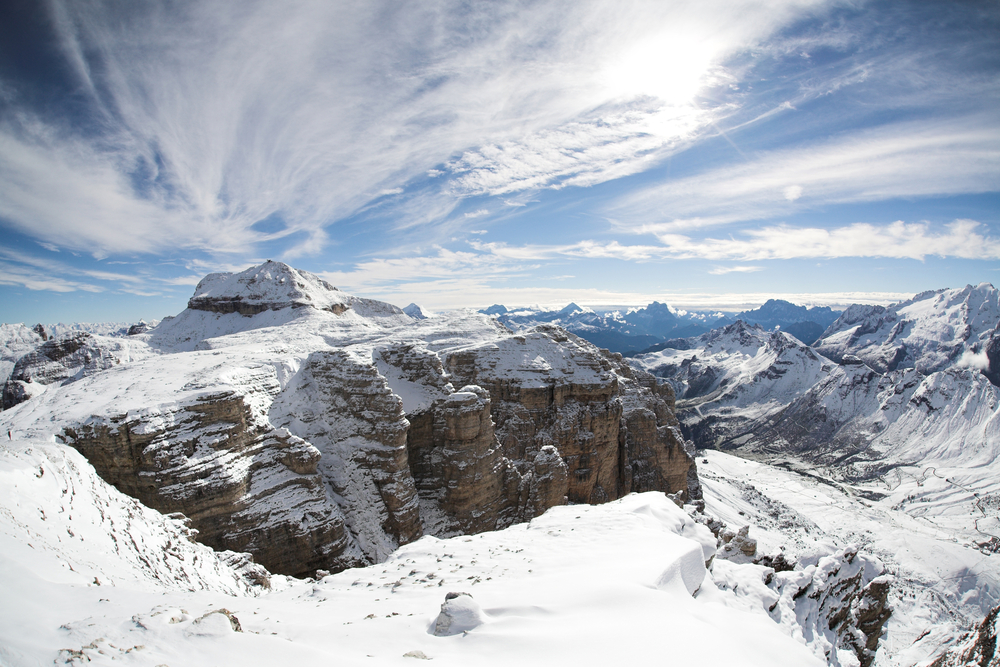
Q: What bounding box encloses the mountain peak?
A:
[558,302,583,315]
[187,260,351,316]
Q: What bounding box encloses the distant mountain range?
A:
[480,298,842,354]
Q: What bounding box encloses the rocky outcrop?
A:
[984,325,1000,388]
[444,325,698,507]
[187,260,352,316]
[433,592,486,636]
[269,349,422,562]
[767,548,891,667]
[930,604,1000,667]
[60,390,349,577]
[405,386,509,534]
[3,333,139,410]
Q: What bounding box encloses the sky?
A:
[0,0,998,324]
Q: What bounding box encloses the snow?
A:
[816,283,999,374]
[0,439,826,667]
[0,323,44,383]
[697,449,1000,666]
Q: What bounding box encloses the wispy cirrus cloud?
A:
[611,117,1000,232]
[479,218,1000,263]
[709,266,763,275]
[654,219,1000,261]
[0,0,828,259]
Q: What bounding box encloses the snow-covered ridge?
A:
[816,282,999,373]
[630,284,1000,664]
[188,260,356,315]
[0,459,848,667]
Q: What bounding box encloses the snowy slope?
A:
[698,450,1000,667]
[816,283,999,373]
[0,438,835,667]
[629,286,1000,665]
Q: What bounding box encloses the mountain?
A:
[734,299,841,330]
[710,299,842,345]
[630,283,1000,662]
[485,298,844,353]
[0,261,905,666]
[481,301,717,353]
[814,282,999,373]
[1,260,697,576]
[402,303,431,319]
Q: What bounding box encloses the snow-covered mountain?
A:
[0,261,907,667]
[631,283,1000,663]
[1,261,697,576]
[718,299,842,346]
[482,301,716,353]
[814,282,999,373]
[485,298,843,354]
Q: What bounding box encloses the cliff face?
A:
[2,332,145,410]
[268,349,422,563]
[60,390,349,577]
[444,325,698,509]
[2,262,699,579]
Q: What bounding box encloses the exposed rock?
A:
[2,333,141,410]
[929,604,1000,667]
[984,325,1000,388]
[766,548,891,667]
[61,390,349,577]
[127,321,151,336]
[405,386,510,535]
[269,349,422,562]
[716,525,757,562]
[444,325,697,510]
[433,592,486,636]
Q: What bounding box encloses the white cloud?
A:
[613,116,1000,231]
[654,219,1000,261]
[464,210,490,219]
[957,348,990,371]
[0,262,103,293]
[1,0,829,259]
[445,103,715,197]
[709,266,763,275]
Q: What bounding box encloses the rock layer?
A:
[61,390,348,577]
[3,261,700,578]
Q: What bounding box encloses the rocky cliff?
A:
[60,387,350,577]
[2,332,147,410]
[0,261,699,579]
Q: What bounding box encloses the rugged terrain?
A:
[11,265,997,665]
[631,283,1000,664]
[1,261,697,577]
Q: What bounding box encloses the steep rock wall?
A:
[268,349,422,563]
[443,326,697,507]
[60,391,348,577]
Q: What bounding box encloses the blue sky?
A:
[0,0,997,324]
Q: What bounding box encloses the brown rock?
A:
[61,391,348,577]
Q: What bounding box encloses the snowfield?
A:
[3,269,998,667]
[698,450,1000,667]
[0,438,829,667]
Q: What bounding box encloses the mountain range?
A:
[482,298,842,354]
[2,263,997,666]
